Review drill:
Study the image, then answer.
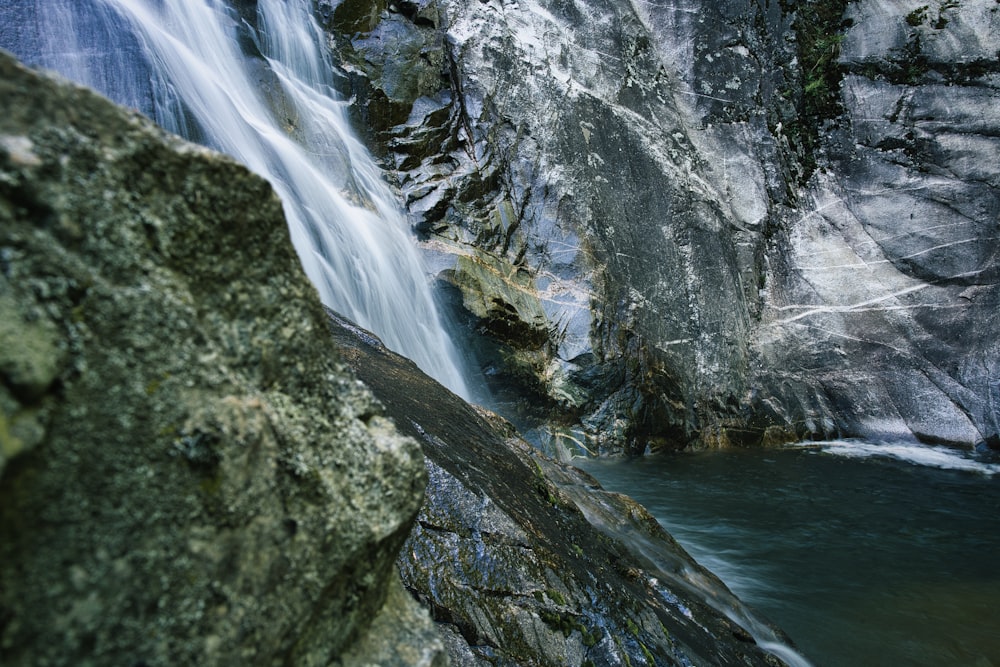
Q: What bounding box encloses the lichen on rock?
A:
[0,50,441,666]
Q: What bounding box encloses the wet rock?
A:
[327,309,796,666]
[0,52,441,666]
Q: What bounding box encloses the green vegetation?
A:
[538,608,601,647]
[905,1,961,30]
[582,626,602,647]
[788,0,856,180]
[889,32,931,84]
[639,641,655,665]
[890,1,962,83]
[906,5,930,26]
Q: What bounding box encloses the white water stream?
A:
[28,0,470,397]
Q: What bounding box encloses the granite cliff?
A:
[327,0,999,453]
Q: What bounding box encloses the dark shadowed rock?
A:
[0,51,442,666]
[327,310,798,666]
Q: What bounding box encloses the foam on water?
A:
[792,439,1000,476]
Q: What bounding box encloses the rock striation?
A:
[327,0,999,453]
[327,309,797,666]
[0,51,442,666]
[761,0,1000,447]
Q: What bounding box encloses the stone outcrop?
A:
[0,51,442,666]
[327,310,798,666]
[327,0,999,453]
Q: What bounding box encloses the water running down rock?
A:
[2,0,470,398]
[327,308,806,666]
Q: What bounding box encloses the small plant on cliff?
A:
[906,5,930,26]
[890,0,963,83]
[779,0,856,180]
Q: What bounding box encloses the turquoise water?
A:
[580,443,1000,667]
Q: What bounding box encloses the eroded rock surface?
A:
[758,0,1000,446]
[0,51,442,666]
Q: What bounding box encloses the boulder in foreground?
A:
[0,50,441,667]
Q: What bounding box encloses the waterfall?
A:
[8,0,471,398]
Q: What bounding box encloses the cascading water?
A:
[5,0,470,398]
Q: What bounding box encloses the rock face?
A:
[760,0,1000,447]
[0,52,442,666]
[327,310,798,667]
[327,0,999,452]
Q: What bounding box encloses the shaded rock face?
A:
[0,52,441,666]
[327,310,796,666]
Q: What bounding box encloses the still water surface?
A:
[580,442,1000,667]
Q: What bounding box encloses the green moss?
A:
[890,1,962,83]
[621,643,633,667]
[546,588,566,605]
[0,412,24,460]
[539,609,597,644]
[71,304,86,323]
[639,641,655,665]
[906,5,930,26]
[534,479,559,506]
[888,32,930,84]
[539,609,574,636]
[582,626,602,647]
[199,473,222,496]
